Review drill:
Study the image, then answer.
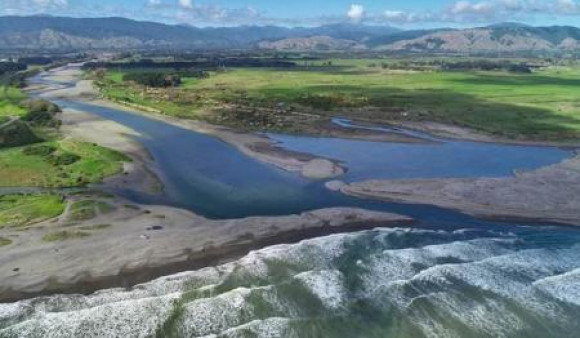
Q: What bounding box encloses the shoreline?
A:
[0,66,419,303]
[393,120,580,148]
[0,200,413,302]
[3,65,577,303]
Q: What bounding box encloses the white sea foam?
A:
[200,317,292,338]
[294,270,346,310]
[534,268,580,306]
[2,228,580,338]
[0,294,178,338]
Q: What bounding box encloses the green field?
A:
[100,60,580,141]
[0,139,130,187]
[0,194,65,228]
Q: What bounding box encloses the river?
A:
[1,70,579,338]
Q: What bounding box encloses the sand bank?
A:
[340,154,580,226]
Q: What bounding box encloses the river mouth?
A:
[29,67,570,220]
[49,97,573,223]
[3,67,580,338]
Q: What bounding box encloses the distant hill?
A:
[0,16,578,53]
[374,26,580,52]
[258,36,365,51]
[0,16,399,51]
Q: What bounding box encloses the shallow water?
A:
[269,119,572,182]
[51,98,573,220]
[8,69,578,337]
[2,226,580,338]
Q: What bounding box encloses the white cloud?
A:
[179,0,192,9]
[384,10,406,20]
[33,0,68,9]
[558,0,579,13]
[451,1,494,15]
[148,0,162,7]
[347,4,365,21]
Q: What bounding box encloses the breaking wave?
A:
[2,226,580,338]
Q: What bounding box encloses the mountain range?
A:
[0,16,579,53]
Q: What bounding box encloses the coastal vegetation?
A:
[42,230,90,242]
[94,56,580,141]
[0,237,12,246]
[68,199,116,221]
[0,87,28,117]
[0,139,129,187]
[0,194,65,228]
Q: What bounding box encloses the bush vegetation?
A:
[22,145,57,156]
[0,119,41,149]
[97,56,580,140]
[123,72,182,88]
[0,140,130,187]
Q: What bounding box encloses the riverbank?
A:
[0,192,412,301]
[38,66,351,180]
[339,153,580,226]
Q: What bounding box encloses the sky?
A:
[1,0,580,28]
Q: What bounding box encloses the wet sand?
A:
[340,154,580,226]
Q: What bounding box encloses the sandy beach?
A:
[0,194,412,302]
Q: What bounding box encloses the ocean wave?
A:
[2,227,580,338]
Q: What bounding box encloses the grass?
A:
[100,59,580,141]
[42,230,90,242]
[0,194,65,228]
[79,223,112,231]
[0,87,27,118]
[0,237,12,246]
[0,139,130,188]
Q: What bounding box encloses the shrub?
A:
[22,99,61,114]
[22,111,62,128]
[46,153,81,166]
[0,120,41,149]
[0,62,26,76]
[123,72,181,88]
[22,145,57,157]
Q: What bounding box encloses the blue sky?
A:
[1,0,580,27]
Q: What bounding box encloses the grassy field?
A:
[100,59,580,141]
[0,139,130,188]
[0,194,65,228]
